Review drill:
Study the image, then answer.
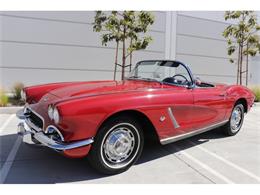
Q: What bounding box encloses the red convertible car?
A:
[17,60,255,174]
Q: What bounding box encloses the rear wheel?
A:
[222,103,244,136]
[88,115,144,174]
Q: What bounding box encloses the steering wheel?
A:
[172,74,189,83]
[163,74,189,85]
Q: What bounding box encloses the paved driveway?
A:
[0,105,260,184]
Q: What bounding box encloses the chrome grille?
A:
[25,107,44,130]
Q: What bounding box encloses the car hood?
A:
[48,80,162,99]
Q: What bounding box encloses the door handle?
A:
[219,93,226,97]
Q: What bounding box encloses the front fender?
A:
[55,91,169,142]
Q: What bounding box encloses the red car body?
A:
[20,77,255,158]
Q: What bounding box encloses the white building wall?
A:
[175,11,260,85]
[0,11,259,90]
[0,11,166,89]
[250,12,260,85]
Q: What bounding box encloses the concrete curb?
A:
[0,106,23,114]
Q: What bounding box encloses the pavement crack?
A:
[173,152,216,184]
[161,146,216,184]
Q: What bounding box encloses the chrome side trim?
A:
[160,120,229,145]
[167,107,180,129]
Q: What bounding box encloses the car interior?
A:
[130,60,215,88]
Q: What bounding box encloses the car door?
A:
[159,86,195,138]
[192,86,227,130]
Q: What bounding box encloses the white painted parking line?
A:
[175,148,235,184]
[187,141,260,183]
[0,137,22,184]
[0,114,16,134]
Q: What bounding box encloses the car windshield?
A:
[127,60,193,87]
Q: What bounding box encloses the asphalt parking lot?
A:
[0,105,260,184]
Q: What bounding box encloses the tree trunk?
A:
[237,45,241,85]
[129,38,133,72]
[129,52,132,72]
[246,43,249,86]
[114,41,119,80]
[239,44,243,85]
[121,28,126,80]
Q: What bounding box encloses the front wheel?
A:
[222,103,244,136]
[88,116,144,174]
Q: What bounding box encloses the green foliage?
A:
[93,11,154,80]
[0,88,9,107]
[223,11,260,60]
[94,11,154,50]
[223,11,260,85]
[12,82,24,100]
[250,86,260,102]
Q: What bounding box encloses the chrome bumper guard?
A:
[17,109,94,151]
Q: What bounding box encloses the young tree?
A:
[93,11,154,80]
[223,11,260,86]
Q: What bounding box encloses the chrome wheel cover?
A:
[230,105,243,133]
[100,123,140,169]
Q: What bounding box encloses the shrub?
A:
[250,86,260,102]
[0,88,9,107]
[12,82,24,100]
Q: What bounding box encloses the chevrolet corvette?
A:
[17,60,255,174]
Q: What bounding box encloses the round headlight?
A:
[48,105,54,119]
[20,90,26,101]
[53,107,60,124]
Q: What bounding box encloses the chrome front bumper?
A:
[17,109,94,151]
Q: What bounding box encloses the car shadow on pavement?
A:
[137,127,227,165]
[1,128,227,184]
